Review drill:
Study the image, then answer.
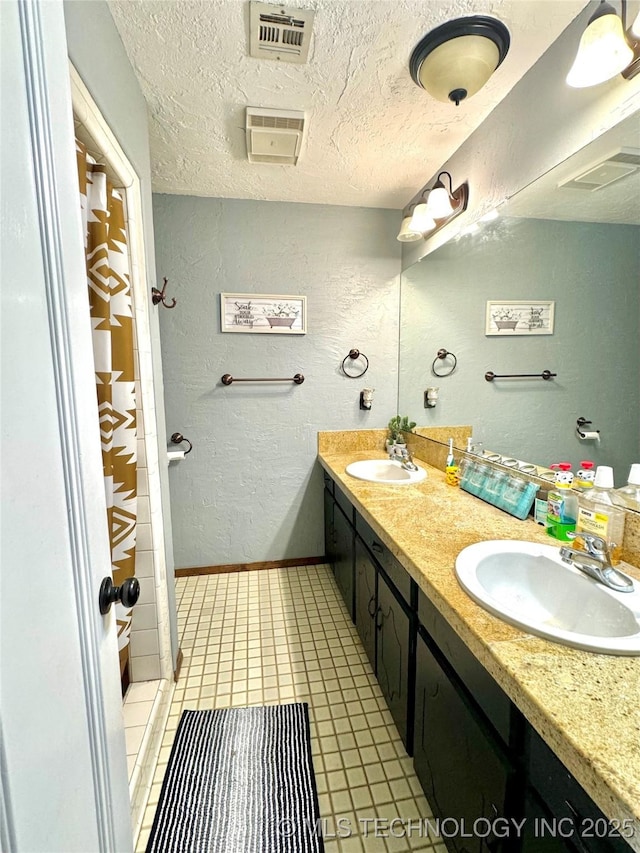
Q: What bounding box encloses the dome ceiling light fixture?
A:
[409,16,511,106]
[567,0,640,88]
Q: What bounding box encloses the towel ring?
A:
[341,349,369,378]
[432,348,457,377]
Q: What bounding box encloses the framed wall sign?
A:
[220,293,307,334]
[485,300,555,336]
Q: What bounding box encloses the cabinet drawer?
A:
[356,512,411,604]
[322,471,334,494]
[418,590,511,747]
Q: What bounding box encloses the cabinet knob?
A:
[99,576,140,615]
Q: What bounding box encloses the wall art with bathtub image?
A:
[485,300,555,336]
[220,293,307,334]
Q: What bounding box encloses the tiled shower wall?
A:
[129,343,161,681]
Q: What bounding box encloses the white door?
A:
[1,1,131,850]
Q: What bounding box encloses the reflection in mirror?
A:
[399,110,640,487]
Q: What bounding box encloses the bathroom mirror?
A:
[398,108,640,487]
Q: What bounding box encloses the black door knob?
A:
[99,576,141,615]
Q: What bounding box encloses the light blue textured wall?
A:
[153,195,400,568]
[399,217,640,481]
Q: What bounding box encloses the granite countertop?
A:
[318,445,640,850]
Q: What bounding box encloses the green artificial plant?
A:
[387,415,416,444]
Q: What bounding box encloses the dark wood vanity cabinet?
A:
[322,470,632,853]
[414,628,515,853]
[323,476,354,619]
[353,527,413,750]
[354,536,376,667]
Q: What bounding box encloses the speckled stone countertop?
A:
[318,435,640,850]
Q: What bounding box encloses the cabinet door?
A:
[414,632,511,853]
[324,487,337,566]
[376,572,410,748]
[333,502,354,620]
[527,729,633,853]
[354,537,376,668]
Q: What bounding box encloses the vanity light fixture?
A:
[397,173,469,244]
[396,213,423,242]
[567,0,639,87]
[409,197,437,234]
[410,16,511,106]
[427,172,456,218]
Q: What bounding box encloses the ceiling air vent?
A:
[249,2,315,64]
[559,148,640,191]
[245,107,306,165]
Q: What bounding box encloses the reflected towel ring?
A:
[431,348,457,377]
[341,349,369,378]
[171,432,193,454]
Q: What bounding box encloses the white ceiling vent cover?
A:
[559,148,640,191]
[245,107,306,165]
[249,2,315,64]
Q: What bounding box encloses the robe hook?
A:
[152,277,177,309]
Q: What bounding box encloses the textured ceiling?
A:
[107,0,588,209]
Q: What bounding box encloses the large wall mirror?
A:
[398,109,640,487]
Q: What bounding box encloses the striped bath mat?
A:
[147,703,324,852]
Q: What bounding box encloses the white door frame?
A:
[1,1,131,849]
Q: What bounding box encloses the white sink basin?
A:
[455,540,640,655]
[345,459,427,484]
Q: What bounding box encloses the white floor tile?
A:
[137,565,431,850]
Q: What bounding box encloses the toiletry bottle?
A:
[445,438,459,486]
[616,464,640,512]
[574,460,595,491]
[546,463,578,541]
[576,466,626,564]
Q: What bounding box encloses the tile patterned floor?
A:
[136,564,444,853]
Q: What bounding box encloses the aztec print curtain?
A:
[76,140,137,655]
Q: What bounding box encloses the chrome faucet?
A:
[389,445,418,471]
[559,531,634,593]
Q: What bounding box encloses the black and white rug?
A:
[146,703,324,852]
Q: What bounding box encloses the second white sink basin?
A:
[455,540,640,655]
[346,459,427,484]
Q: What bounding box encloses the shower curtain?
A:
[76,140,137,664]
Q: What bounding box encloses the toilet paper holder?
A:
[576,417,600,442]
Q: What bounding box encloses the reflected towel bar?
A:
[221,373,305,385]
[485,370,556,382]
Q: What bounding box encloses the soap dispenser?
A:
[546,463,578,541]
[574,460,595,490]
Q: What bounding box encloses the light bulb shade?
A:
[426,185,454,218]
[566,4,634,87]
[410,16,510,105]
[410,203,437,233]
[396,215,422,242]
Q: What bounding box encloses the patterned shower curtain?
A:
[76,140,137,660]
